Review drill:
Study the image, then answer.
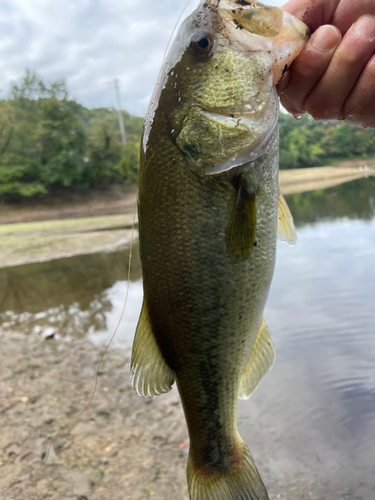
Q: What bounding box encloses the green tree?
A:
[0,71,87,197]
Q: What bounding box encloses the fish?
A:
[131,1,309,499]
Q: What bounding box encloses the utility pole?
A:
[114,78,126,151]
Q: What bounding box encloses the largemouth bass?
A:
[131,1,309,499]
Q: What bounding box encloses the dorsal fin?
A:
[130,300,175,398]
[238,317,275,400]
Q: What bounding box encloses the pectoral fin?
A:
[277,193,297,245]
[130,300,175,398]
[238,317,275,400]
[226,175,257,263]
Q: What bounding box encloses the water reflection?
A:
[286,176,375,227]
[237,193,375,498]
[0,245,142,344]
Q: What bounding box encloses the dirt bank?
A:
[0,214,138,268]
[0,185,138,226]
[0,329,358,500]
[0,330,189,500]
[279,160,375,195]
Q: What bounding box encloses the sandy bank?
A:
[0,214,138,268]
[280,160,375,195]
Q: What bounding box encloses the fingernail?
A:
[353,16,375,41]
[311,25,340,52]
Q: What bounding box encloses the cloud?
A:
[0,0,285,116]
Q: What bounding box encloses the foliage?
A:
[0,71,143,200]
[1,71,375,199]
[279,113,375,169]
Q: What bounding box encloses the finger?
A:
[280,25,341,117]
[304,15,375,121]
[333,0,375,34]
[343,53,375,127]
[282,0,340,31]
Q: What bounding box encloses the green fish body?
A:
[131,2,309,499]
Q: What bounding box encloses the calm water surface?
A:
[1,178,375,499]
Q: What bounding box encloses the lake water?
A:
[1,177,375,499]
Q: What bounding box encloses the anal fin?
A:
[277,193,297,245]
[130,300,175,398]
[238,317,276,400]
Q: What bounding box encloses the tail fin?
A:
[187,442,269,500]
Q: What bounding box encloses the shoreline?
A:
[1,162,374,269]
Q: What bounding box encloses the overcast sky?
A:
[0,0,285,117]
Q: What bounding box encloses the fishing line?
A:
[35,2,193,497]
[34,196,138,499]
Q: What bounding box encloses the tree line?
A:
[0,71,142,199]
[279,112,375,169]
[1,71,375,200]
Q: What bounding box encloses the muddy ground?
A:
[0,331,190,500]
[0,214,138,268]
[0,331,359,500]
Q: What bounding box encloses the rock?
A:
[5,442,21,456]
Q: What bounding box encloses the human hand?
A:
[279,0,375,127]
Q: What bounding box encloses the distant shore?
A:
[279,159,375,195]
[1,161,374,268]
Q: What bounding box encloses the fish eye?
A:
[189,32,215,59]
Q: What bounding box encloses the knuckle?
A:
[364,56,375,79]
[335,46,362,67]
[305,96,340,121]
[343,57,375,124]
[292,49,325,79]
[280,93,303,115]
